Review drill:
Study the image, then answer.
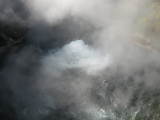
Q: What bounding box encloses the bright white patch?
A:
[86,107,107,119]
[85,106,116,120]
[44,40,111,74]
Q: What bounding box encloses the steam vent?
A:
[1,0,160,120]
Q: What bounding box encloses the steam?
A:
[43,40,111,75]
[1,0,160,120]
[0,0,29,22]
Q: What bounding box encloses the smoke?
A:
[0,0,29,23]
[43,40,111,75]
[1,0,160,120]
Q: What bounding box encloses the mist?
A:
[0,0,160,120]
